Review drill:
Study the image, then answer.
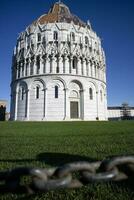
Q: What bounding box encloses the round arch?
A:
[16,81,28,93]
[47,77,67,89]
[29,78,46,90]
[68,79,84,90]
[88,80,98,92]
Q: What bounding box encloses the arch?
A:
[69,79,83,90]
[68,80,83,119]
[16,81,28,120]
[16,81,28,93]
[100,83,106,101]
[29,78,46,90]
[47,77,67,89]
[69,90,79,98]
[100,83,106,90]
[29,79,45,120]
[46,78,65,120]
[88,80,98,93]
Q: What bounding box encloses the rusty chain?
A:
[0,155,134,194]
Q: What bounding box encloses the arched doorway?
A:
[70,90,79,119]
[69,80,83,119]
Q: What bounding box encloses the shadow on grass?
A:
[0,152,97,165]
[37,152,97,166]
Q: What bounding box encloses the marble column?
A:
[25,89,29,120]
[96,91,99,120]
[15,91,19,120]
[83,59,87,76]
[64,56,69,74]
[64,88,70,120]
[86,60,89,76]
[69,56,73,74]
[43,88,47,120]
[77,57,81,75]
[58,56,63,73]
[40,56,44,74]
[45,56,50,74]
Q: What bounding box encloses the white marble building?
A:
[10,2,107,121]
[108,106,134,120]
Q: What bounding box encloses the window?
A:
[85,36,89,45]
[55,86,58,98]
[18,67,20,78]
[30,62,33,75]
[100,90,103,101]
[54,31,58,40]
[72,57,77,69]
[36,86,40,99]
[25,62,28,76]
[21,87,25,100]
[36,56,40,74]
[22,66,24,77]
[56,67,59,73]
[89,88,93,100]
[71,32,75,41]
[37,33,41,42]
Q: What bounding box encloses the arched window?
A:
[30,62,33,75]
[72,57,77,69]
[54,31,58,40]
[55,85,58,98]
[30,57,34,75]
[89,88,93,100]
[18,66,20,78]
[36,86,40,99]
[36,56,40,74]
[56,67,59,73]
[25,62,28,76]
[85,36,89,45]
[21,87,25,100]
[71,32,75,41]
[37,33,41,42]
[100,90,103,101]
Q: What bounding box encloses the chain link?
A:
[0,155,134,194]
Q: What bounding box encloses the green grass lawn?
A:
[0,121,134,200]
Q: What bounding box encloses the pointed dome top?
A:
[35,2,87,27]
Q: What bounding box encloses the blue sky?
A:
[0,0,134,111]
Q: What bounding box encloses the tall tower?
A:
[10,2,107,121]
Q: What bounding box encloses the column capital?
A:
[63,55,68,60]
[79,89,85,92]
[42,88,48,91]
[64,87,69,91]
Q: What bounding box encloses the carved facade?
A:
[10,2,107,121]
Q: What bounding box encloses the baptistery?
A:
[10,2,107,121]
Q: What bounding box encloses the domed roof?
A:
[35,1,87,27]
